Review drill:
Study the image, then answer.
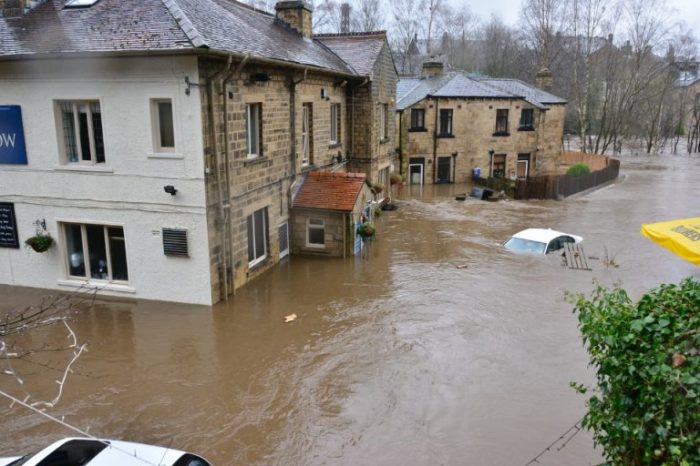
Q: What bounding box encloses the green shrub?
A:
[571,279,700,465]
[567,163,591,177]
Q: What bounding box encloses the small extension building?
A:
[0,0,397,304]
[397,63,567,185]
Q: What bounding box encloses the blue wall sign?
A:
[0,105,28,165]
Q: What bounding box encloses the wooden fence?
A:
[475,154,620,200]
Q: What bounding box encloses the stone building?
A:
[291,171,373,257]
[396,63,567,185]
[0,0,397,304]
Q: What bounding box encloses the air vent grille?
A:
[163,228,188,257]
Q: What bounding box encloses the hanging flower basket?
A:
[356,222,376,241]
[25,233,53,253]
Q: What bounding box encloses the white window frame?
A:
[246,103,262,159]
[302,103,311,166]
[306,218,326,248]
[55,100,105,165]
[247,208,268,267]
[380,103,389,140]
[60,222,129,284]
[151,98,176,153]
[330,103,340,144]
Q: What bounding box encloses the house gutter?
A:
[206,54,233,301]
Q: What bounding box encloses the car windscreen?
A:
[504,237,547,254]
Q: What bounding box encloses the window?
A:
[519,108,534,130]
[491,153,506,178]
[410,108,425,130]
[439,109,453,136]
[307,218,325,247]
[330,103,341,144]
[151,99,175,152]
[246,103,262,159]
[302,103,313,166]
[56,100,105,164]
[380,103,389,140]
[63,223,128,282]
[247,208,268,267]
[495,109,509,135]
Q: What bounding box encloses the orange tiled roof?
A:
[293,171,367,212]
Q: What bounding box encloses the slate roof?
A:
[315,32,387,77]
[0,0,355,75]
[293,172,367,212]
[397,71,567,110]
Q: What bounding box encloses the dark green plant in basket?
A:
[25,232,53,253]
[356,222,376,240]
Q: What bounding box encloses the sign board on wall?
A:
[0,105,28,165]
[0,202,20,249]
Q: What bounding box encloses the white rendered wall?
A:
[0,55,213,304]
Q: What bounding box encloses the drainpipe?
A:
[206,54,233,301]
[218,54,249,299]
[432,96,438,183]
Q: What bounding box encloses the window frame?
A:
[247,208,268,267]
[61,222,129,284]
[330,103,341,145]
[380,103,389,141]
[55,99,106,165]
[495,108,509,135]
[306,217,326,248]
[410,108,426,131]
[518,108,535,131]
[246,103,263,159]
[439,108,453,136]
[151,98,176,153]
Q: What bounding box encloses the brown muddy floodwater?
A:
[1,154,699,465]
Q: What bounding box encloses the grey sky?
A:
[461,0,700,31]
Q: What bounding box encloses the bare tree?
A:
[351,0,385,32]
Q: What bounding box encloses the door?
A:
[517,154,530,179]
[409,157,425,185]
[436,157,452,183]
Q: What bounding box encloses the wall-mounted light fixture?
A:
[164,185,178,196]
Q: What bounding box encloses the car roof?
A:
[16,437,192,466]
[510,228,580,243]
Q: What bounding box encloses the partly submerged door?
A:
[436,156,452,183]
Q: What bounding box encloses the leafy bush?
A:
[571,279,700,465]
[567,163,591,177]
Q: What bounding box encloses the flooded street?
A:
[1,154,698,465]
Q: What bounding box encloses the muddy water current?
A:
[1,154,698,465]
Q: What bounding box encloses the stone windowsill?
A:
[53,164,114,174]
[244,156,270,167]
[57,279,136,294]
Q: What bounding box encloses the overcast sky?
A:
[463,0,700,31]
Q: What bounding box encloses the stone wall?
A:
[199,56,354,302]
[399,97,565,184]
[348,41,398,183]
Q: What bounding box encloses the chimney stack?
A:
[340,3,351,34]
[275,1,313,39]
[422,60,444,78]
[535,68,553,91]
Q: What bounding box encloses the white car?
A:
[0,437,211,466]
[504,228,583,255]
